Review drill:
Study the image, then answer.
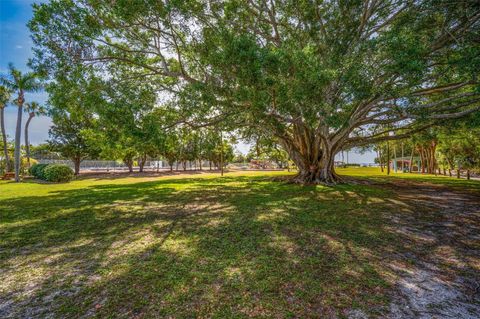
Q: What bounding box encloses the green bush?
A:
[43,164,74,182]
[28,163,37,176]
[30,163,49,179]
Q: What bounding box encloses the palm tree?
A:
[0,64,42,182]
[0,85,12,172]
[24,102,46,168]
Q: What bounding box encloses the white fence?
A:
[35,159,218,172]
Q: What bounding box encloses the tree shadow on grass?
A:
[0,175,447,318]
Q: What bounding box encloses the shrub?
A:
[43,164,74,182]
[28,163,37,175]
[30,163,49,179]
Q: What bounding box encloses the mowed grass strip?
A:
[0,168,477,318]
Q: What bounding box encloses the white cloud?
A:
[15,45,23,49]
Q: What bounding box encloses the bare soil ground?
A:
[379,180,480,318]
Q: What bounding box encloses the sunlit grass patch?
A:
[337,166,480,191]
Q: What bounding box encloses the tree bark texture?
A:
[0,107,11,172]
[24,112,34,169]
[14,94,24,182]
[278,128,340,184]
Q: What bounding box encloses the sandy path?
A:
[383,180,480,318]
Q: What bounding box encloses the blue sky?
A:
[1,0,50,144]
[0,0,375,162]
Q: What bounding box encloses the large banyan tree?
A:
[30,0,480,183]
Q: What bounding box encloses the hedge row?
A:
[29,163,74,182]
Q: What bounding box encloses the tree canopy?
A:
[30,0,480,183]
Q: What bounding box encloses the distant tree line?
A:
[371,115,480,179]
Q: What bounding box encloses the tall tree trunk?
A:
[386,141,390,175]
[424,148,431,174]
[0,107,11,172]
[124,157,133,173]
[401,142,404,172]
[24,112,34,169]
[466,169,470,180]
[447,160,454,177]
[393,144,397,173]
[14,94,24,182]
[424,149,428,173]
[182,161,187,171]
[430,142,437,174]
[199,159,202,170]
[417,146,424,173]
[138,153,147,172]
[377,148,383,172]
[220,130,224,176]
[73,157,81,175]
[409,146,414,173]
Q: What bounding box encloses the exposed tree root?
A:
[289,170,342,185]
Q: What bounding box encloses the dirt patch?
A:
[381,179,480,318]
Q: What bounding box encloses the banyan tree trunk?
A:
[280,135,339,185]
[420,142,437,175]
[292,160,339,184]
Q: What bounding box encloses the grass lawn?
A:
[1,168,479,318]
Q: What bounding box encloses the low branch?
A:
[410,81,475,96]
[345,123,435,147]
